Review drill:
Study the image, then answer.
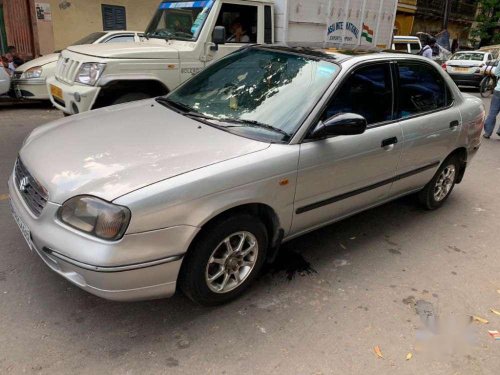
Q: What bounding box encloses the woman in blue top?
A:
[484,63,500,138]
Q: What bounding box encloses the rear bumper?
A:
[448,73,483,87]
[46,76,100,115]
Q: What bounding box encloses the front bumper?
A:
[8,173,199,301]
[12,78,50,100]
[448,73,483,87]
[46,76,100,115]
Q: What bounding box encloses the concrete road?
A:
[0,96,499,375]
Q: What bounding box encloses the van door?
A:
[205,1,261,64]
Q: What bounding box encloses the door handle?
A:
[450,120,460,129]
[381,137,398,148]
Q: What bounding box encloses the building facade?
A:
[395,0,417,36]
[0,0,160,58]
[395,0,478,45]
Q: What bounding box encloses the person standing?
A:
[483,63,500,138]
[419,38,436,59]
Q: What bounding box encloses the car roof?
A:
[104,30,142,35]
[253,45,419,64]
[454,50,487,55]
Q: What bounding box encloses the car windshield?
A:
[72,32,107,45]
[163,48,340,143]
[145,0,214,41]
[451,53,484,61]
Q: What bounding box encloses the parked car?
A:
[392,36,422,54]
[12,31,143,100]
[0,65,10,96]
[9,47,484,305]
[443,50,494,88]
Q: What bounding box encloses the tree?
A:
[471,0,500,47]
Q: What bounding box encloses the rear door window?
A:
[396,62,452,118]
[322,63,393,125]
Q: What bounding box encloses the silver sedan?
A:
[9,46,484,305]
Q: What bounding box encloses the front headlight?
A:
[75,63,106,85]
[23,66,43,79]
[58,196,131,241]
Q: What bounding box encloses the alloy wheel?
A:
[433,165,456,202]
[205,231,259,294]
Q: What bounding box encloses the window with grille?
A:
[102,5,127,31]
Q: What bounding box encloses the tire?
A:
[111,92,152,105]
[480,76,495,98]
[179,214,268,306]
[418,156,460,210]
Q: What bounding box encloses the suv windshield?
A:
[145,0,214,41]
[451,53,484,61]
[163,48,340,143]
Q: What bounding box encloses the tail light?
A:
[441,63,447,71]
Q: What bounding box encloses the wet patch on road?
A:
[267,250,317,280]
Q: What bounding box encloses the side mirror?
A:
[311,113,367,138]
[211,26,226,51]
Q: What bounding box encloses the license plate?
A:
[10,200,33,251]
[50,84,63,101]
[454,67,469,73]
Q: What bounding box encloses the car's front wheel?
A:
[179,214,268,306]
[419,156,459,210]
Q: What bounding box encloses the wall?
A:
[412,18,470,41]
[47,0,159,50]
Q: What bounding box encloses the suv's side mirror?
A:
[211,26,226,51]
[311,113,367,138]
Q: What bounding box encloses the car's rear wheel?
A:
[419,156,459,210]
[179,214,268,306]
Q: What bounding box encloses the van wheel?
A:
[111,92,152,105]
[419,156,459,210]
[179,214,268,306]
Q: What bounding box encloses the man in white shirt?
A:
[420,38,436,59]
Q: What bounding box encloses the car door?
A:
[389,60,461,197]
[291,62,404,234]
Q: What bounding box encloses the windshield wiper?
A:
[220,119,290,138]
[156,98,289,139]
[156,97,221,121]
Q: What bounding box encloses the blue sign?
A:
[160,1,213,9]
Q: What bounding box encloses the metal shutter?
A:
[102,5,127,31]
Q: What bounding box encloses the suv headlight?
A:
[75,63,106,86]
[58,196,131,241]
[23,66,43,79]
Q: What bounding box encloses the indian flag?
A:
[362,23,374,43]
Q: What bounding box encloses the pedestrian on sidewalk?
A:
[483,63,500,139]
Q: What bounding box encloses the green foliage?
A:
[471,0,500,46]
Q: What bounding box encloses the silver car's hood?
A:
[20,100,270,203]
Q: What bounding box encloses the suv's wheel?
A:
[111,92,152,105]
[179,214,268,306]
[419,156,459,210]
